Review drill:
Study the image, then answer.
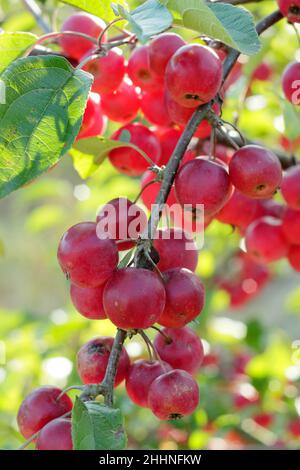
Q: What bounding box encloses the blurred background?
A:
[0,0,300,450]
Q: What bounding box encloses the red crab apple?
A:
[165,44,223,107]
[126,360,172,407]
[159,268,205,328]
[77,92,106,140]
[277,0,300,23]
[127,45,163,92]
[282,207,300,244]
[281,165,300,210]
[57,222,118,288]
[154,326,204,374]
[17,386,73,439]
[60,12,107,60]
[288,245,300,271]
[36,418,73,450]
[282,61,300,105]
[83,48,125,94]
[77,337,130,386]
[148,33,186,76]
[141,89,172,127]
[153,228,198,272]
[148,369,199,420]
[101,78,140,124]
[229,145,282,199]
[216,188,258,230]
[103,268,166,329]
[140,170,177,210]
[96,197,147,251]
[109,123,161,176]
[245,216,289,263]
[70,283,106,320]
[175,157,232,216]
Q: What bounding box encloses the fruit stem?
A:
[56,385,83,401]
[139,330,154,361]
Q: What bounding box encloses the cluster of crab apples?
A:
[16,3,300,450]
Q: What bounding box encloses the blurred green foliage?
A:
[0,0,300,451]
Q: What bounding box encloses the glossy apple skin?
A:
[36,418,73,450]
[148,33,186,76]
[281,165,300,209]
[153,228,199,272]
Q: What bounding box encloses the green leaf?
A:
[167,0,261,55]
[118,248,135,268]
[0,32,37,74]
[281,100,300,141]
[85,402,127,450]
[59,0,127,21]
[70,136,151,179]
[72,397,96,450]
[117,0,173,43]
[0,55,92,198]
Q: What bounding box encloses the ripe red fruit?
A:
[281,165,300,210]
[165,44,223,107]
[175,157,231,216]
[127,45,163,92]
[288,418,300,437]
[140,170,177,210]
[141,89,172,127]
[282,61,300,105]
[101,78,140,124]
[153,228,198,272]
[109,123,161,176]
[282,208,300,244]
[253,413,273,428]
[148,33,186,76]
[77,92,106,140]
[159,268,205,328]
[229,145,282,199]
[277,0,300,23]
[154,326,204,374]
[57,222,118,288]
[251,62,273,82]
[60,13,107,60]
[83,48,125,94]
[77,337,130,386]
[36,418,73,450]
[96,197,147,251]
[155,127,182,166]
[17,386,73,439]
[70,283,106,320]
[148,369,199,419]
[288,245,300,271]
[103,268,166,329]
[245,216,289,263]
[253,199,285,221]
[126,360,172,407]
[215,188,258,230]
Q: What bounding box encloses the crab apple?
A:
[126,360,172,407]
[70,283,106,320]
[96,197,147,251]
[60,13,107,60]
[77,92,106,140]
[251,62,273,82]
[253,413,273,428]
[109,123,161,176]
[253,199,285,221]
[288,245,300,271]
[141,89,172,127]
[245,216,289,263]
[288,418,300,437]
[153,228,198,272]
[140,170,177,210]
[175,157,232,216]
[148,33,186,76]
[57,222,118,288]
[36,418,73,450]
[281,165,300,210]
[17,386,73,439]
[103,268,166,330]
[148,369,199,420]
[159,268,205,328]
[229,145,282,199]
[171,205,214,233]
[282,208,300,244]
[83,48,125,94]
[282,61,300,105]
[127,45,164,92]
[216,188,258,230]
[165,92,214,139]
[165,44,223,108]
[277,0,300,23]
[154,326,204,374]
[77,337,130,386]
[155,127,182,166]
[101,79,140,124]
